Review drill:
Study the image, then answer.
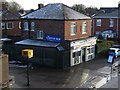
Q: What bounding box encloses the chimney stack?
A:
[38,4,44,9]
[119,1,120,8]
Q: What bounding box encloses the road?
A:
[9,57,120,89]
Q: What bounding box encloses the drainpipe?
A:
[92,18,95,36]
[118,2,120,39]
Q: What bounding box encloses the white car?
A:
[108,47,120,58]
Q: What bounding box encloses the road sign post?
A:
[22,49,33,86]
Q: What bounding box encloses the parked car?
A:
[101,30,116,39]
[108,45,120,58]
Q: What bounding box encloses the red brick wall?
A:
[93,18,118,34]
[64,20,91,40]
[22,20,64,40]
[3,20,21,37]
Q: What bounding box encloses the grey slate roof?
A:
[93,9,119,18]
[21,3,91,20]
[15,39,60,47]
[0,10,21,20]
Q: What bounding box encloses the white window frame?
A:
[1,22,5,29]
[24,22,29,31]
[82,21,87,34]
[37,30,43,39]
[109,19,114,27]
[7,22,13,29]
[31,22,35,31]
[96,19,101,26]
[70,22,77,35]
[19,22,21,29]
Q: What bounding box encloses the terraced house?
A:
[15,3,97,68]
[0,3,22,41]
[92,4,120,39]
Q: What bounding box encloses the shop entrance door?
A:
[82,47,86,63]
[71,51,81,66]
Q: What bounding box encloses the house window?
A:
[7,22,13,29]
[70,22,76,35]
[24,22,29,31]
[82,21,87,34]
[37,30,43,39]
[31,22,35,31]
[1,22,5,29]
[96,19,101,26]
[109,19,114,27]
[19,22,21,29]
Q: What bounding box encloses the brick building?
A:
[0,4,22,41]
[15,3,97,68]
[92,6,120,39]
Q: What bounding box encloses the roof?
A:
[93,8,120,18]
[0,10,21,20]
[21,3,91,20]
[15,39,60,48]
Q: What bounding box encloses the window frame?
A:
[7,22,13,29]
[96,19,101,27]
[19,22,21,29]
[24,22,29,31]
[70,22,77,36]
[82,21,87,34]
[109,19,114,27]
[37,30,43,39]
[1,22,5,29]
[31,22,35,31]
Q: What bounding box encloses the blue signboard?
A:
[46,35,62,43]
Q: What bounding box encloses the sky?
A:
[6,0,120,10]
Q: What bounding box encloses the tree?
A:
[72,4,86,14]
[85,6,98,16]
[1,0,23,13]
[7,1,23,13]
[72,4,98,17]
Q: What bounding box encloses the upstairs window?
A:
[24,22,29,31]
[7,22,13,29]
[31,22,35,31]
[96,19,101,26]
[82,21,87,34]
[70,22,77,35]
[109,19,114,27]
[1,22,5,29]
[19,22,21,29]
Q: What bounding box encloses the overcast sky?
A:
[6,0,120,10]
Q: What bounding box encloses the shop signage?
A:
[46,35,62,43]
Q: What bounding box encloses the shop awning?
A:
[15,39,60,48]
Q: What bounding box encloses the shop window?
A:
[7,22,13,29]
[73,52,75,58]
[91,48,94,53]
[87,48,91,54]
[1,22,5,29]
[24,22,29,31]
[96,19,101,26]
[77,51,81,56]
[82,21,87,34]
[70,22,76,35]
[31,22,35,31]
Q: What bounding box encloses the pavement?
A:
[9,56,120,89]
